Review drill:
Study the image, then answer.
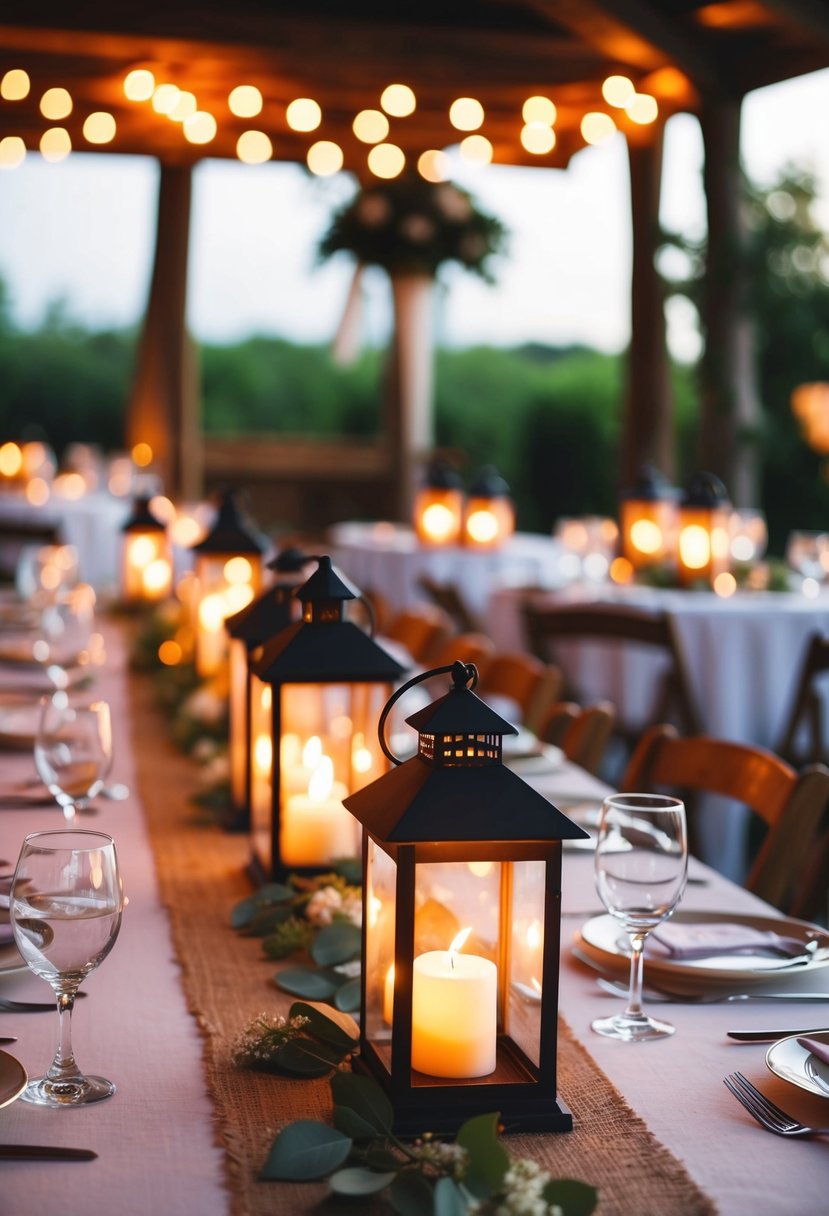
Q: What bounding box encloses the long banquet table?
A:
[1,620,828,1215]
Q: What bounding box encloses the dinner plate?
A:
[0,1050,27,1109]
[577,911,829,988]
[766,1030,829,1099]
[0,939,26,981]
[0,700,41,748]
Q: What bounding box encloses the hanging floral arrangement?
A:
[318,175,508,282]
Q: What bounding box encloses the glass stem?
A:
[625,932,647,1018]
[47,991,81,1083]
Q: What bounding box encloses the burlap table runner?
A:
[130,669,717,1216]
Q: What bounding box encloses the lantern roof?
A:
[190,488,267,555]
[343,753,588,844]
[681,470,731,508]
[422,459,463,491]
[406,663,519,738]
[121,495,166,533]
[468,465,511,499]
[266,545,310,574]
[297,554,361,605]
[621,461,677,502]
[225,581,297,646]
[250,616,406,683]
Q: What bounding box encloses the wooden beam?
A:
[759,0,829,44]
[126,162,201,500]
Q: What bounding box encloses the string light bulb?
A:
[124,69,155,102]
[229,85,263,118]
[286,98,321,132]
[380,83,415,117]
[449,97,484,131]
[40,88,72,120]
[306,140,343,176]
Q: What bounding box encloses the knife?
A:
[727,1027,829,1042]
[0,1145,98,1160]
[0,1035,17,1043]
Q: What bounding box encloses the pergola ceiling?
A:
[1,1,827,175]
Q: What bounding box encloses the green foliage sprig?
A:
[232,1000,359,1078]
[319,176,508,282]
[261,1068,598,1216]
[231,869,363,1012]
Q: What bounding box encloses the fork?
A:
[724,1071,829,1137]
[0,994,86,1013]
[595,977,829,1004]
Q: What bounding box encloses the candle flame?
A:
[302,735,322,767]
[448,926,472,968]
[307,754,334,802]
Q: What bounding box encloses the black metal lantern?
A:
[463,465,515,549]
[619,463,677,572]
[413,459,464,547]
[189,488,267,677]
[248,555,407,880]
[343,661,588,1135]
[225,547,312,826]
[120,495,173,603]
[677,471,732,587]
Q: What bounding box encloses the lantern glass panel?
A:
[194,553,262,675]
[122,530,172,601]
[249,673,274,871]
[364,838,397,1045]
[506,859,546,1068]
[229,637,248,808]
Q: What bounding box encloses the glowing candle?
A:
[384,963,395,1025]
[411,927,497,1077]
[281,753,355,866]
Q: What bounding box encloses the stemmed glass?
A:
[9,829,123,1105]
[32,583,96,691]
[34,695,113,822]
[592,792,687,1042]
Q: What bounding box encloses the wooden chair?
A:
[383,603,455,665]
[522,598,702,748]
[476,651,563,735]
[621,723,829,914]
[429,632,495,672]
[417,574,483,634]
[775,632,829,766]
[538,699,616,776]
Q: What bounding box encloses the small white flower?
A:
[306,886,343,926]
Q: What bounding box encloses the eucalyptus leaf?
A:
[456,1112,508,1194]
[390,1169,435,1216]
[333,976,361,1012]
[331,1072,394,1135]
[333,1104,383,1143]
[366,1147,402,1172]
[289,1001,360,1049]
[230,883,294,929]
[434,1176,468,1216]
[230,895,260,929]
[542,1179,599,1216]
[329,1167,396,1196]
[261,1120,352,1180]
[275,967,343,999]
[242,905,295,937]
[258,881,295,903]
[274,1039,344,1077]
[311,920,362,966]
[334,856,362,884]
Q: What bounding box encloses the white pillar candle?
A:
[411,929,497,1078]
[281,755,354,866]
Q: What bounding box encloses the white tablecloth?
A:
[0,491,131,593]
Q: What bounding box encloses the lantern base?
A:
[354,1050,573,1135]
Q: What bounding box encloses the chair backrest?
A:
[538,700,616,776]
[476,650,563,735]
[417,574,482,635]
[775,632,829,766]
[622,724,829,912]
[384,603,456,665]
[522,598,701,739]
[429,632,496,672]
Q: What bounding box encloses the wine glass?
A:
[9,829,123,1106]
[592,792,687,1042]
[34,695,113,822]
[32,582,96,691]
[785,531,829,587]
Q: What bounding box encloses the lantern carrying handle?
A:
[377,661,479,766]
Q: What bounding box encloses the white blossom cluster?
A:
[493,1158,563,1216]
[305,884,362,927]
[231,1012,310,1067]
[415,1138,469,1181]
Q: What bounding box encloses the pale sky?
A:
[0,67,827,361]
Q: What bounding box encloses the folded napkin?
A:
[648,921,809,960]
[0,922,13,946]
[797,1036,829,1066]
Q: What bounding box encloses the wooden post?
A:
[699,98,761,506]
[622,129,674,490]
[126,162,201,501]
[385,272,436,521]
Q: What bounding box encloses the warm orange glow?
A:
[581,112,616,145]
[0,137,26,169]
[367,142,405,178]
[152,84,180,115]
[40,88,72,120]
[25,477,50,506]
[53,472,86,499]
[83,112,116,144]
[602,75,635,107]
[353,109,389,144]
[458,134,492,165]
[40,127,71,162]
[630,518,664,555]
[0,442,23,476]
[183,112,217,145]
[286,98,321,132]
[417,149,449,182]
[169,91,197,122]
[228,85,263,118]
[224,556,253,584]
[520,123,556,155]
[132,441,153,467]
[236,130,272,164]
[695,2,773,30]
[467,860,494,878]
[124,69,155,102]
[149,495,175,523]
[626,93,659,125]
[641,67,694,104]
[171,515,203,547]
[610,556,634,585]
[522,95,556,125]
[713,572,737,598]
[678,524,710,570]
[380,83,416,117]
[449,97,484,131]
[307,140,343,176]
[1,70,30,101]
[158,640,183,666]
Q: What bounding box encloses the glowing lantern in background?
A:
[619,463,677,570]
[224,547,312,828]
[413,460,464,547]
[120,496,173,604]
[343,660,587,1133]
[247,556,406,879]
[676,471,732,587]
[189,489,266,677]
[463,466,515,549]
